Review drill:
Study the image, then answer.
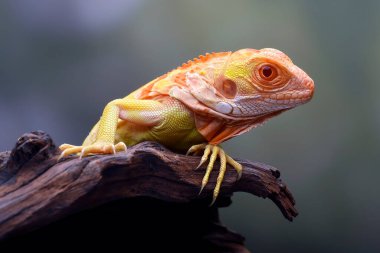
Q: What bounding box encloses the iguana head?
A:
[170,48,314,121]
[209,48,314,117]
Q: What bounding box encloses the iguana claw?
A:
[187,143,243,205]
[59,142,127,160]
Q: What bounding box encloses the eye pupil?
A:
[257,64,278,82]
[262,66,272,78]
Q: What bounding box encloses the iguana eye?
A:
[252,62,289,91]
[259,64,278,81]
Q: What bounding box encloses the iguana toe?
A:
[58,141,127,159]
[187,143,243,205]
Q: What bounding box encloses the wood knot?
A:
[1,131,57,182]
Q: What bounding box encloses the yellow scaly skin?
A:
[60,48,314,204]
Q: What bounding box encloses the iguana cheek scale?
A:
[59,48,314,204]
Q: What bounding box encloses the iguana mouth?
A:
[262,89,314,105]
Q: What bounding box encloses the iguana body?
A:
[60,48,314,203]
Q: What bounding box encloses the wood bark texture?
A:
[0,131,297,252]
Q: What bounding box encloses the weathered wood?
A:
[0,131,297,251]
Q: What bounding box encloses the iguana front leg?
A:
[59,98,164,158]
[187,143,243,205]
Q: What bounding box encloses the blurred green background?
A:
[1,0,379,252]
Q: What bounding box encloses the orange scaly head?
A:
[189,48,314,118]
[222,48,314,116]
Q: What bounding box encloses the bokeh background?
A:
[1,0,379,252]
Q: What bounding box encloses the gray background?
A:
[1,0,379,252]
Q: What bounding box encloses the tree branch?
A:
[0,131,297,251]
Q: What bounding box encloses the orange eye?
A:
[259,64,278,81]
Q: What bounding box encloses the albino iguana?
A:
[59,48,314,204]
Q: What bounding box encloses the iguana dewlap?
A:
[59,48,314,204]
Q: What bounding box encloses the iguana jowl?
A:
[59,48,314,204]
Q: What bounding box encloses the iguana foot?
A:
[59,142,127,159]
[187,143,243,205]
